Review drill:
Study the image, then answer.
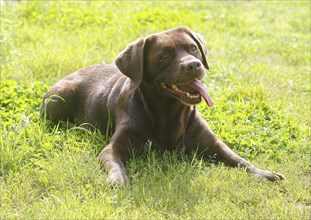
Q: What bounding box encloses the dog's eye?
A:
[191,45,198,52]
[159,53,169,61]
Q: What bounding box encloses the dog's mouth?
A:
[160,79,213,106]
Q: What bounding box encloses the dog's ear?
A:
[115,38,145,85]
[187,30,209,70]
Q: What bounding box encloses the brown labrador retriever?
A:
[41,27,285,185]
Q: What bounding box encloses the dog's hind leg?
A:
[40,84,79,124]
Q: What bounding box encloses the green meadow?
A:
[1,1,310,219]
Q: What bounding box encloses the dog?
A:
[41,27,285,185]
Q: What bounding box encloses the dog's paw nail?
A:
[275,173,286,181]
[268,172,286,182]
[107,174,127,186]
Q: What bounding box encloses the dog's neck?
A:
[138,81,191,117]
[136,82,195,147]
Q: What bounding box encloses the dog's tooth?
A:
[171,84,177,90]
[186,92,190,97]
[193,94,199,99]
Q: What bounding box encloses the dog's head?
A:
[115,27,213,106]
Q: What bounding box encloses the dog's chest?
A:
[147,116,188,150]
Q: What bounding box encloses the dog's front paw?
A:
[107,169,128,186]
[266,171,286,181]
[257,169,286,182]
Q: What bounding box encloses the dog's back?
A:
[41,63,125,132]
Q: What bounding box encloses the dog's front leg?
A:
[190,115,285,181]
[211,139,285,181]
[98,144,128,185]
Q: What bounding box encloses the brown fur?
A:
[41,27,285,185]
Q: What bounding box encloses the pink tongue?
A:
[188,79,214,107]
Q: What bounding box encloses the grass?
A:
[1,1,310,219]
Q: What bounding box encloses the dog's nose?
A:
[185,60,202,72]
[184,60,204,79]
